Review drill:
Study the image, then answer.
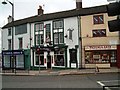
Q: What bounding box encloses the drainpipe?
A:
[77,16,82,69]
[29,23,32,71]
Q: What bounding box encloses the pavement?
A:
[0,67,119,76]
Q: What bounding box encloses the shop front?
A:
[2,50,25,70]
[84,45,117,68]
[31,45,67,70]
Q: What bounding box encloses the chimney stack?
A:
[38,5,44,15]
[8,15,13,23]
[76,0,82,9]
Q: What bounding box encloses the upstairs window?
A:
[35,23,44,32]
[93,29,106,37]
[35,34,44,45]
[8,39,11,50]
[53,20,64,44]
[53,20,63,29]
[19,38,23,49]
[93,15,104,24]
[8,28,11,36]
[46,24,51,43]
[15,24,27,35]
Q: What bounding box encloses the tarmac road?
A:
[2,73,119,89]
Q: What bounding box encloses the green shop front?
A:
[31,45,68,70]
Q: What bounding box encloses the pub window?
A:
[53,20,63,29]
[35,34,44,45]
[35,23,44,32]
[93,15,104,24]
[54,33,59,44]
[46,24,51,43]
[54,48,65,66]
[53,20,64,44]
[92,29,106,37]
[35,51,44,65]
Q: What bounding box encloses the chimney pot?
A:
[76,0,82,9]
[8,15,13,23]
[38,5,44,15]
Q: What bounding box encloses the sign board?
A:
[2,50,24,55]
[85,45,117,50]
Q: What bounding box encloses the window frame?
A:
[18,38,23,49]
[8,39,11,50]
[35,23,44,45]
[92,29,106,37]
[8,28,12,36]
[93,15,104,24]
[15,24,27,35]
[53,20,64,44]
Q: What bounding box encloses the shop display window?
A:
[85,51,116,64]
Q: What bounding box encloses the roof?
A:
[2,5,107,29]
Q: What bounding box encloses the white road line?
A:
[97,81,111,90]
[97,81,105,86]
[100,80,120,83]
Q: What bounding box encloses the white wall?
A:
[14,24,30,50]
[64,17,79,68]
[2,23,31,50]
[1,28,8,50]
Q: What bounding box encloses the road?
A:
[2,73,120,89]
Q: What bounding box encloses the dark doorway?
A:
[47,55,51,69]
[10,56,16,69]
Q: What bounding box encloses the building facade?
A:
[2,3,119,70]
[2,6,81,70]
[81,13,119,68]
[2,24,31,70]
[30,17,80,69]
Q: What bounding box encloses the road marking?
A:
[97,80,120,90]
[97,81,111,90]
[100,80,120,83]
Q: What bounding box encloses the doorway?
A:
[47,55,51,69]
[10,56,16,69]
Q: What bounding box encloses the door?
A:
[47,55,51,69]
[110,51,117,67]
[10,56,16,69]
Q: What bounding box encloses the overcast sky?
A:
[0,0,110,27]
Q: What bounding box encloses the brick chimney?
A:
[38,5,44,15]
[76,0,82,9]
[8,15,13,23]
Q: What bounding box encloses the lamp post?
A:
[2,0,14,73]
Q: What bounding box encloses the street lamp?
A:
[2,0,14,73]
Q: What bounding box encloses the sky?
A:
[0,0,110,27]
[0,0,112,51]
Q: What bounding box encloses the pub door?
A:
[47,55,51,69]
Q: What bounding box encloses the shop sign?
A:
[2,51,24,55]
[85,45,116,50]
